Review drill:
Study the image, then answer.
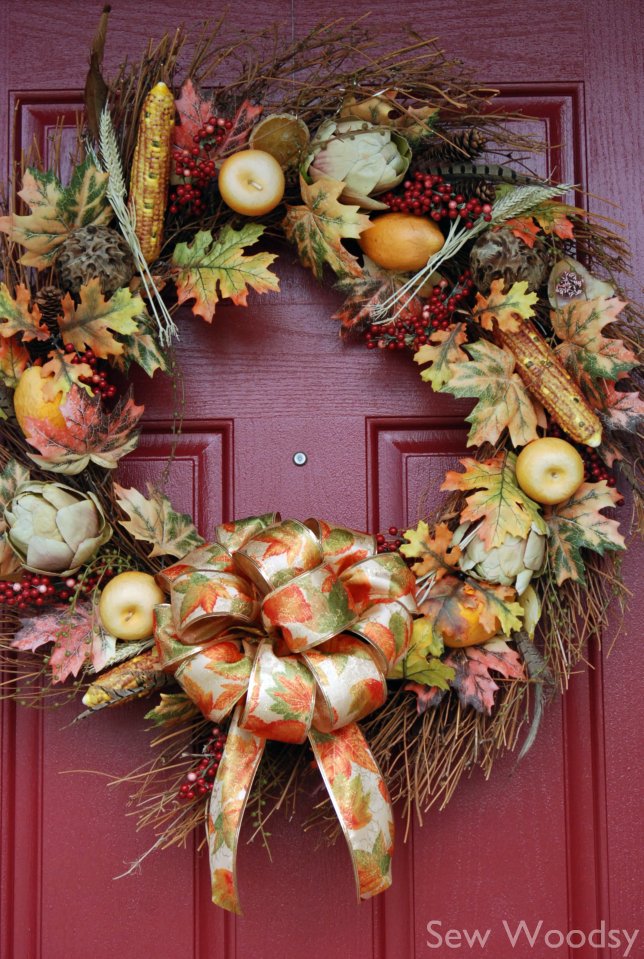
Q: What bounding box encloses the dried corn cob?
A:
[495,320,602,447]
[81,648,166,712]
[128,81,175,263]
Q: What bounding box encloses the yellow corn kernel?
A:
[496,320,602,447]
[129,81,175,263]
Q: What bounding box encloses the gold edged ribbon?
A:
[154,514,417,913]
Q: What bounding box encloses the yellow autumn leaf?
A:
[58,279,143,359]
[282,175,371,280]
[473,278,538,333]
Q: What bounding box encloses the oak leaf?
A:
[414,322,468,391]
[0,283,49,341]
[23,384,144,474]
[544,480,625,585]
[441,339,540,448]
[12,603,108,683]
[114,482,204,559]
[400,520,461,580]
[441,454,547,550]
[58,280,143,358]
[473,279,538,333]
[0,335,30,387]
[172,224,279,323]
[282,176,371,280]
[446,639,525,714]
[0,159,111,267]
[551,296,637,382]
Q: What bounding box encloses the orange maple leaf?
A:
[506,216,541,248]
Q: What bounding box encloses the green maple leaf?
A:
[172,224,280,323]
[551,296,637,381]
[414,322,469,391]
[442,453,547,550]
[0,159,111,267]
[114,482,204,559]
[545,481,625,585]
[441,339,540,448]
[282,175,371,280]
[57,280,143,359]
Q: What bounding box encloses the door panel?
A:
[1,2,641,957]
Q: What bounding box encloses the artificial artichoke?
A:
[4,481,112,575]
[303,118,411,209]
[452,521,546,595]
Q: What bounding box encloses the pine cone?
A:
[458,178,497,204]
[33,285,64,335]
[415,129,487,169]
[56,225,135,297]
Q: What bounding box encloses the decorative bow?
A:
[154,514,417,914]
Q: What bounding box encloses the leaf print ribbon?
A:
[153,514,417,913]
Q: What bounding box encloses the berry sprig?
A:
[376,527,403,554]
[169,114,234,216]
[64,344,118,400]
[364,270,475,352]
[178,724,227,802]
[382,172,492,229]
[0,565,115,610]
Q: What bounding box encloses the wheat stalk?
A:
[97,107,178,345]
[373,182,575,320]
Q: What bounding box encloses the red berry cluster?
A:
[376,526,403,554]
[178,724,227,802]
[0,566,115,610]
[382,172,492,229]
[547,424,616,487]
[64,344,117,400]
[169,115,234,216]
[364,270,474,352]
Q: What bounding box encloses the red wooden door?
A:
[1,2,642,958]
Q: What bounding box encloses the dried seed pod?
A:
[57,224,135,295]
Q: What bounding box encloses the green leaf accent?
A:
[545,481,625,585]
[145,692,199,726]
[114,483,204,559]
[404,655,455,690]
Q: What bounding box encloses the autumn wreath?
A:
[0,10,641,912]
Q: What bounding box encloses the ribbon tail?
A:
[207,704,265,914]
[309,723,394,902]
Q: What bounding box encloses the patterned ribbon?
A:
[154,514,417,914]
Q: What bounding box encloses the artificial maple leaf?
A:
[0,159,111,267]
[544,480,625,585]
[23,384,144,474]
[473,278,538,333]
[282,176,371,281]
[420,574,523,646]
[172,224,279,323]
[551,296,637,382]
[400,520,461,580]
[441,339,540,448]
[506,216,542,248]
[173,79,214,152]
[414,322,469,391]
[442,454,547,550]
[12,603,106,683]
[40,349,93,399]
[597,382,644,434]
[57,280,143,358]
[404,681,447,714]
[333,266,422,334]
[446,639,525,715]
[0,335,30,387]
[534,202,575,240]
[114,482,204,558]
[0,283,49,341]
[117,325,168,377]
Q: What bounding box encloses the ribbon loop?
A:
[154,514,416,911]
